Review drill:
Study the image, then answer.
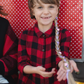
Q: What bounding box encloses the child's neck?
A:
[38,22,53,33]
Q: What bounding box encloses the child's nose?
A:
[43,8,49,14]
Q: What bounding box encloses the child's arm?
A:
[23,65,55,77]
[0,23,18,75]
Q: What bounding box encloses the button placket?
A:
[42,34,45,52]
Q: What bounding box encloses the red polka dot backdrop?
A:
[0,0,83,59]
[58,0,83,59]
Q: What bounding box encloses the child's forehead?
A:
[34,0,57,4]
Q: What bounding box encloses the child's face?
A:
[32,0,58,27]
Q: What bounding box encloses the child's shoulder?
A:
[59,27,71,37]
[21,27,34,35]
[60,27,70,33]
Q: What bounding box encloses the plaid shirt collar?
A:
[34,22,55,38]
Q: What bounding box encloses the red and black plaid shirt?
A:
[0,17,18,84]
[18,22,71,84]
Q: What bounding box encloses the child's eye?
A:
[37,6,43,9]
[49,6,54,8]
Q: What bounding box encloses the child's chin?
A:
[41,22,51,25]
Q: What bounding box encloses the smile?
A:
[41,16,51,19]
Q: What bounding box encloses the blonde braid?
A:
[55,17,76,84]
[55,17,70,70]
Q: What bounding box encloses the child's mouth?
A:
[41,16,51,19]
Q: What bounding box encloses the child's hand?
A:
[69,60,79,73]
[57,60,79,81]
[57,61,67,81]
[36,66,55,77]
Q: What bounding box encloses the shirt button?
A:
[42,49,45,52]
[43,34,45,37]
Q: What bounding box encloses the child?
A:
[18,0,79,84]
[0,6,18,84]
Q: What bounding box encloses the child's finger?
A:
[57,71,66,81]
[70,60,79,72]
[57,70,64,79]
[63,73,67,80]
[57,67,66,75]
[70,65,73,73]
[39,66,46,71]
[51,68,55,72]
[42,71,55,77]
[73,64,79,72]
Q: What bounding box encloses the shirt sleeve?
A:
[0,23,18,75]
[56,28,71,66]
[18,30,31,74]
